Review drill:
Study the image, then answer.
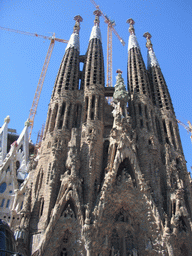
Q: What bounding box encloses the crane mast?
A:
[28,36,55,139]
[177,119,192,143]
[0,26,68,140]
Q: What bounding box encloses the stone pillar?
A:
[95,95,99,120]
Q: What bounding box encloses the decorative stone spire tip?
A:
[127,18,139,51]
[4,115,10,123]
[116,69,122,74]
[89,10,102,41]
[25,119,31,127]
[93,10,101,26]
[126,18,135,35]
[143,32,159,68]
[143,32,153,50]
[66,15,82,51]
[73,15,83,34]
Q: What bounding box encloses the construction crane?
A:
[177,119,192,143]
[90,0,125,88]
[0,26,68,140]
[35,123,45,155]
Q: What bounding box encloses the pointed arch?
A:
[125,230,134,254]
[110,229,120,255]
[116,158,137,187]
[61,199,76,219]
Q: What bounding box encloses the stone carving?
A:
[62,204,75,219]
[85,203,91,225]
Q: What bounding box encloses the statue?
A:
[63,204,75,219]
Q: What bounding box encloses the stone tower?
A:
[80,10,105,208]
[15,15,192,256]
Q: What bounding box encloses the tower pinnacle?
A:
[127,18,139,51]
[89,10,102,41]
[73,15,83,34]
[126,18,135,35]
[93,10,101,26]
[143,32,159,68]
[143,32,153,50]
[66,15,82,51]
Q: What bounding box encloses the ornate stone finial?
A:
[113,70,128,105]
[143,32,153,50]
[93,10,101,26]
[73,15,83,33]
[116,69,122,74]
[25,119,31,127]
[126,18,135,35]
[4,115,10,124]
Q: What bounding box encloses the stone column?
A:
[87,96,92,121]
[63,103,70,128]
[95,95,99,120]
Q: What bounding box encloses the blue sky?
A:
[0,0,192,172]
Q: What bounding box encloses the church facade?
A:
[14,11,192,256]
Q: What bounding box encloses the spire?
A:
[144,32,174,112]
[89,10,102,42]
[66,15,83,52]
[127,18,139,51]
[143,32,159,68]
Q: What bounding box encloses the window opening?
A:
[58,102,66,129]
[65,104,71,129]
[50,104,58,132]
[6,199,10,208]
[1,198,5,207]
[45,108,52,134]
[139,104,142,116]
[155,117,163,143]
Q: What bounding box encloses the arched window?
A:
[58,102,66,129]
[110,229,120,255]
[16,161,20,171]
[155,117,162,143]
[170,174,177,189]
[49,104,58,132]
[61,200,76,219]
[84,97,89,122]
[116,158,136,187]
[125,231,134,255]
[60,248,67,256]
[100,140,109,186]
[65,104,71,129]
[39,198,44,217]
[72,104,82,128]
[63,230,70,244]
